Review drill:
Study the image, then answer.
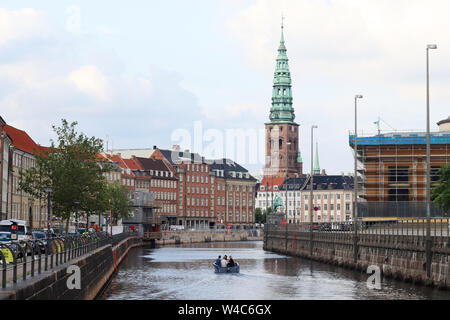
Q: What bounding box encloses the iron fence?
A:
[265,219,450,238]
[0,231,138,289]
[357,201,447,218]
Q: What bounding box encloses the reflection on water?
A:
[101,241,450,300]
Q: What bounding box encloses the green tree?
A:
[432,164,450,214]
[254,207,268,224]
[105,181,133,224]
[19,119,112,234]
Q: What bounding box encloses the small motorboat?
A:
[213,262,240,273]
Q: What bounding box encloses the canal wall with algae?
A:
[155,229,263,246]
[264,229,450,289]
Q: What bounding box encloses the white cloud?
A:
[0,8,203,150]
[68,65,111,101]
[0,8,53,46]
[226,0,450,87]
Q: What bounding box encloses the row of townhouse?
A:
[255,174,355,223]
[0,116,258,231]
[112,145,258,229]
[0,116,50,229]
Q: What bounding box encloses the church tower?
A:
[264,20,302,178]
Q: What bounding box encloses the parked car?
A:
[319,223,332,231]
[32,230,48,254]
[0,231,22,260]
[0,219,31,241]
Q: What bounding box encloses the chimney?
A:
[153,145,157,150]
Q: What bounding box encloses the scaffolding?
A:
[349,131,450,218]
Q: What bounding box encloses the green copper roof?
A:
[268,23,296,124]
[313,142,320,174]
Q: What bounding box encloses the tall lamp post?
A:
[310,125,318,257]
[354,94,363,263]
[426,44,437,278]
[74,200,80,234]
[28,196,34,232]
[43,186,53,237]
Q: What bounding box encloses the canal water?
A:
[101,241,450,300]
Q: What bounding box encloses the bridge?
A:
[264,218,450,289]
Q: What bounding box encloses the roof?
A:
[301,175,354,191]
[209,158,256,181]
[280,176,309,191]
[3,125,41,155]
[159,148,204,166]
[134,157,176,179]
[349,131,450,146]
[259,175,287,190]
[437,116,450,126]
[123,158,141,171]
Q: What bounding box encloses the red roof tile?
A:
[3,125,41,155]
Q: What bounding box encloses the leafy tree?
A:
[255,207,268,224]
[432,164,450,214]
[104,181,133,224]
[19,119,112,234]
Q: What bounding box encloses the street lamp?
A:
[426,44,437,278]
[74,200,80,234]
[354,94,363,263]
[28,196,34,232]
[43,186,53,237]
[310,125,318,257]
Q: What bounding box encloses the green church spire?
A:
[313,141,320,174]
[268,17,296,124]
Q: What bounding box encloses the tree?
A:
[432,164,450,214]
[105,181,133,224]
[255,208,267,224]
[19,119,112,234]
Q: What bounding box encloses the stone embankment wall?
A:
[0,236,143,300]
[155,229,263,246]
[264,230,449,289]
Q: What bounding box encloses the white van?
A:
[0,219,31,241]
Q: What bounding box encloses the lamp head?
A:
[43,186,53,194]
[355,95,363,99]
[427,44,437,49]
[312,125,318,129]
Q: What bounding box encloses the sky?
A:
[1,0,449,178]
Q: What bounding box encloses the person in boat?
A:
[220,255,228,268]
[215,255,222,267]
[227,255,236,267]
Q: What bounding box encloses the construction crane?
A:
[374,117,396,135]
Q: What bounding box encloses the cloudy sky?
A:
[1,0,449,177]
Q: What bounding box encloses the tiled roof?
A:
[300,175,354,191]
[209,158,256,181]
[3,125,41,155]
[260,176,286,190]
[123,158,141,171]
[159,148,203,166]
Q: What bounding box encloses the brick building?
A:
[0,118,49,229]
[349,116,450,217]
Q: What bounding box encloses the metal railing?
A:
[0,231,138,289]
[266,219,450,237]
[357,201,446,218]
